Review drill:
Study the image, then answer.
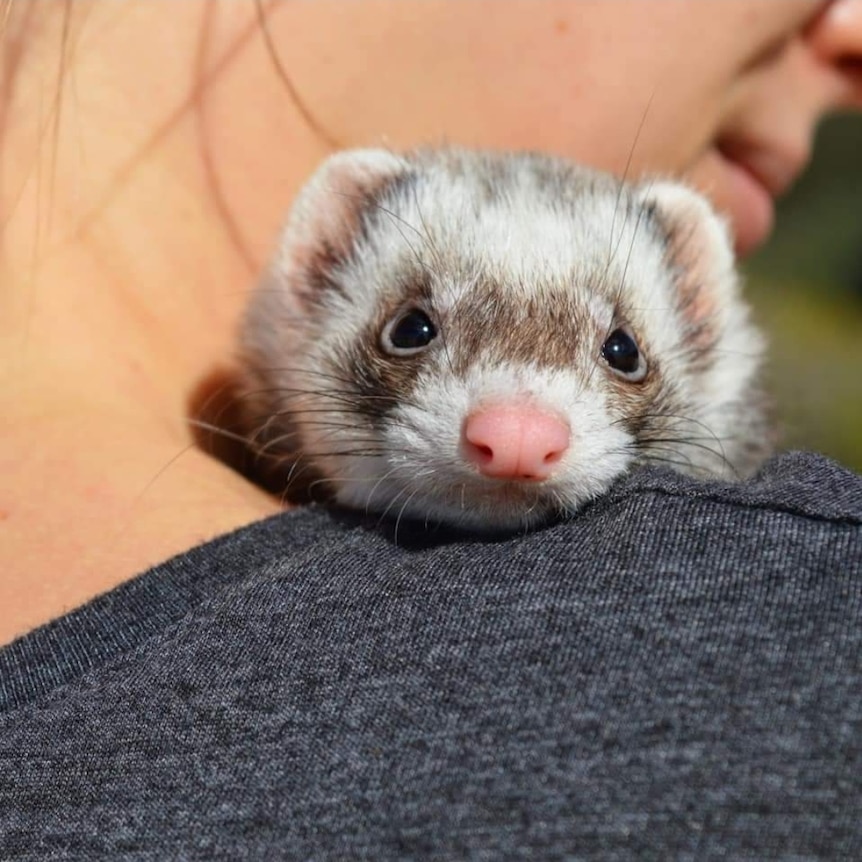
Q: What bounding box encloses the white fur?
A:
[323,358,630,526]
[241,147,768,530]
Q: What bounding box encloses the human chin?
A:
[687,148,776,257]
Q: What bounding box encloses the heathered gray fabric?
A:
[1,451,860,860]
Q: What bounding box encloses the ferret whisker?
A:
[248,365,400,393]
[638,438,735,474]
[357,188,454,300]
[290,419,385,435]
[636,453,705,472]
[132,442,202,505]
[265,451,304,472]
[638,430,738,445]
[300,470,395,503]
[311,454,393,462]
[392,488,421,545]
[296,440,395,456]
[294,441,390,459]
[384,214,442,287]
[270,366,377,389]
[638,438,736,463]
[548,485,569,513]
[185,416,303,472]
[617,411,729,442]
[279,459,320,502]
[635,416,730,455]
[653,416,729,456]
[299,430,388,452]
[305,473,389,488]
[363,465,409,517]
[282,455,310,492]
[255,405,401,425]
[255,431,301,461]
[186,417,259,450]
[636,442,697,470]
[408,176,451,280]
[304,474,342,498]
[589,191,653,394]
[685,346,764,361]
[606,181,627,274]
[428,285,457,377]
[291,413,421,439]
[251,398,406,426]
[245,382,402,407]
[607,91,654,270]
[254,426,404,460]
[283,454,322,492]
[330,189,428,247]
[281,410,416,435]
[618,178,653,301]
[412,201,461,379]
[236,147,767,531]
[520,491,544,525]
[288,439,401,456]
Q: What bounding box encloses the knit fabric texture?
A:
[1,452,860,859]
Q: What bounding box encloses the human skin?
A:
[1,0,861,645]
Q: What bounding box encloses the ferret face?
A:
[240,148,769,531]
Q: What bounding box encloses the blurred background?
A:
[743,112,862,473]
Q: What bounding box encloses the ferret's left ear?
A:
[637,181,739,334]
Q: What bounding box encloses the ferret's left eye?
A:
[380,308,438,356]
[601,327,647,382]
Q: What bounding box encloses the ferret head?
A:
[240,147,768,531]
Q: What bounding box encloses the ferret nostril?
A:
[543,449,564,465]
[476,444,493,459]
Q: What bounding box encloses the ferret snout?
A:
[462,404,570,482]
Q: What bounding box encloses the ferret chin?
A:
[237,146,771,532]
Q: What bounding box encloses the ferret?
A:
[237,147,771,531]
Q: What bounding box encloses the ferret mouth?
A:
[402,478,565,531]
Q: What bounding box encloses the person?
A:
[0,1,860,856]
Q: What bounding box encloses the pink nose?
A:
[462,405,570,481]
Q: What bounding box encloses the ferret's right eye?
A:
[601,327,648,382]
[380,308,438,356]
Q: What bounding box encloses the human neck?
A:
[0,1,330,645]
[1,1,328,405]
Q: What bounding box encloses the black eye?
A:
[601,327,647,382]
[381,308,438,356]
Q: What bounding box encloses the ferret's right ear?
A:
[276,149,407,290]
[636,180,739,344]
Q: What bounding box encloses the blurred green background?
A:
[743,113,862,473]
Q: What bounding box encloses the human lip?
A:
[718,139,808,200]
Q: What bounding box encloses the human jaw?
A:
[687,0,862,255]
[690,57,818,257]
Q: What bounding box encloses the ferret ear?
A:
[277,148,407,290]
[636,180,738,339]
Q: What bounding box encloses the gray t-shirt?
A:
[1,451,860,859]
